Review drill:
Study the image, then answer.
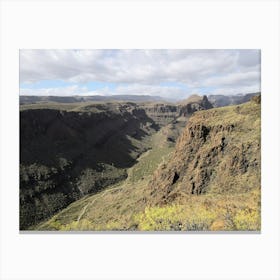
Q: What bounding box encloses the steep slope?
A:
[20,103,160,229]
[148,96,261,205]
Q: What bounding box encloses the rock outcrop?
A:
[140,103,179,126]
[148,98,261,205]
[178,95,213,116]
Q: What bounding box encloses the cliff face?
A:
[140,103,179,126]
[178,95,213,116]
[20,103,160,229]
[140,95,213,125]
[148,97,261,205]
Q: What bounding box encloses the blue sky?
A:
[20,49,261,100]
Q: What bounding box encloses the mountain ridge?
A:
[148,96,261,205]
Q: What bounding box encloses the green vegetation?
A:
[129,147,173,182]
[36,186,260,231]
[135,188,260,231]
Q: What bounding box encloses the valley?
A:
[20,94,261,231]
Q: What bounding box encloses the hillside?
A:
[20,102,159,229]
[148,95,261,204]
[33,96,261,231]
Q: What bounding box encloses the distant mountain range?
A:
[19,95,165,105]
[20,92,261,107]
[207,92,260,107]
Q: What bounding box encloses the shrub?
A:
[185,208,217,231]
[135,205,184,230]
[135,204,217,231]
[233,209,260,230]
[48,219,94,231]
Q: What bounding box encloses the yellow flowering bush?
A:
[233,209,260,230]
[135,204,217,231]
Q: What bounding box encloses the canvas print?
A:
[20,49,261,231]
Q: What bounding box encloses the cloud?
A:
[20,84,186,99]
[91,84,186,99]
[20,49,261,98]
[202,71,260,87]
[20,85,92,96]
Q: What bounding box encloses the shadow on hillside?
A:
[20,108,160,170]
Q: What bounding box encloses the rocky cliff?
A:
[178,95,213,116]
[140,103,179,126]
[148,97,261,205]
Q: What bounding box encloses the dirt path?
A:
[76,184,124,222]
[76,145,170,222]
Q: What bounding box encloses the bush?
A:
[233,209,260,230]
[135,204,217,231]
[47,219,94,231]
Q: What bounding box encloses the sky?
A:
[20,49,261,100]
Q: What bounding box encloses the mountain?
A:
[178,95,213,116]
[207,92,260,107]
[148,95,261,204]
[32,96,261,231]
[19,95,165,105]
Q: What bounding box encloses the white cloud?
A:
[20,49,261,98]
[202,71,260,87]
[92,84,186,99]
[20,84,186,99]
[20,85,97,96]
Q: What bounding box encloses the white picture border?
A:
[1,0,280,279]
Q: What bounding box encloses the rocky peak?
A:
[178,95,213,117]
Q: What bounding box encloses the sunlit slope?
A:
[149,96,261,204]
